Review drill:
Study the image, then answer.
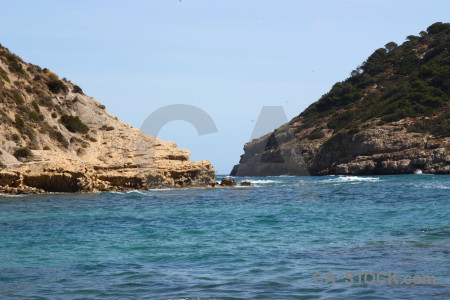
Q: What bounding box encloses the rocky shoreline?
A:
[0,160,216,195]
[231,119,450,176]
[0,172,245,195]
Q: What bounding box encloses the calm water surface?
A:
[0,175,449,299]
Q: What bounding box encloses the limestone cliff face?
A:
[231,23,450,176]
[231,119,449,176]
[0,45,215,193]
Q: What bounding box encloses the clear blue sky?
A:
[1,0,448,174]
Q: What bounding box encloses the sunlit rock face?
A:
[0,45,216,194]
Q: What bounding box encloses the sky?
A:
[1,0,449,174]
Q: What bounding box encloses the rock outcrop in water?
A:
[231,22,450,176]
[0,44,216,193]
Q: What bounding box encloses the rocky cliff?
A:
[0,45,216,193]
[231,22,450,176]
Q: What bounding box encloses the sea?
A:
[0,175,449,300]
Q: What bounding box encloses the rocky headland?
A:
[0,44,216,194]
[232,22,450,176]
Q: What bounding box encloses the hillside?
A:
[0,45,216,193]
[231,22,450,176]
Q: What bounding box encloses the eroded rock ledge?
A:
[0,160,216,194]
[0,136,216,194]
[0,133,217,194]
[0,114,217,193]
[231,120,450,176]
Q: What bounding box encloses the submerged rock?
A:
[220,177,236,187]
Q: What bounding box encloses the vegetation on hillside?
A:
[0,44,90,150]
[60,115,89,134]
[294,22,450,138]
[13,147,33,159]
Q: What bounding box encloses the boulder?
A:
[220,177,236,187]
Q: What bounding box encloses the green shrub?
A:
[314,82,363,113]
[31,101,40,112]
[427,22,450,35]
[13,147,33,159]
[17,105,28,114]
[24,127,36,142]
[39,122,68,148]
[49,129,68,147]
[14,114,25,129]
[9,89,25,105]
[408,112,450,137]
[382,110,411,122]
[306,128,325,140]
[102,125,114,131]
[327,111,356,130]
[47,79,67,94]
[11,133,20,142]
[28,110,44,121]
[0,67,10,83]
[60,115,89,134]
[6,56,23,73]
[72,85,83,94]
[39,96,53,107]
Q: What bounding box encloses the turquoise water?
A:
[0,175,449,299]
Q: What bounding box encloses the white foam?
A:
[0,194,26,198]
[248,180,278,185]
[126,190,149,195]
[422,183,450,190]
[325,176,380,183]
